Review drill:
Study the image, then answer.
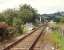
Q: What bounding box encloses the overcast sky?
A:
[0,0,64,14]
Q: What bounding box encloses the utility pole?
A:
[40,16,41,23]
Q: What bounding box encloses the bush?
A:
[0,22,15,42]
[7,26,16,38]
[16,25,24,35]
[0,22,7,40]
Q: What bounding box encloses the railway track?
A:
[3,23,47,50]
[31,27,46,50]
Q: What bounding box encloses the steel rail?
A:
[3,24,45,50]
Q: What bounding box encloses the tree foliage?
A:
[1,9,18,25]
[19,4,38,23]
[0,4,38,41]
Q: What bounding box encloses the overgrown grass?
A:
[51,31,64,50]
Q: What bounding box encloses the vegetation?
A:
[19,4,38,24]
[0,22,15,41]
[0,4,38,41]
[41,12,64,23]
[50,31,64,50]
[48,23,64,50]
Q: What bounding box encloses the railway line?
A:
[3,23,47,50]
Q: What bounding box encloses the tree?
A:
[0,13,5,22]
[0,4,39,41]
[19,4,38,24]
[2,9,18,26]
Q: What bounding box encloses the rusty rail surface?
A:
[3,23,47,50]
[29,26,46,50]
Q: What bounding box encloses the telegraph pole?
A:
[40,16,41,23]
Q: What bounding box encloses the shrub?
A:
[0,22,15,42]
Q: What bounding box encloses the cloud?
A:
[0,0,64,14]
[0,0,21,12]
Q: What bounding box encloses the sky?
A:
[0,0,64,14]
